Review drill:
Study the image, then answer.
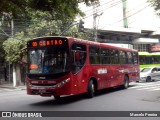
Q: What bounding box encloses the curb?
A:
[0,86,26,90]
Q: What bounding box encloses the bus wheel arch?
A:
[87,77,98,98]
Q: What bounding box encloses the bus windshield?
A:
[28,48,70,74]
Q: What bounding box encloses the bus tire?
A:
[122,76,129,89]
[54,95,60,100]
[87,80,95,98]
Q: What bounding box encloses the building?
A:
[79,0,160,67]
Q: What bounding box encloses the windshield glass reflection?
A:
[28,48,69,74]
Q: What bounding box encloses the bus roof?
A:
[30,36,137,52]
[71,37,137,52]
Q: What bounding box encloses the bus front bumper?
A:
[26,78,71,97]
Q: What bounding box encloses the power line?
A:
[99,3,152,29]
[80,0,149,24]
[126,1,149,14]
[82,0,117,14]
[83,0,147,21]
[82,0,124,20]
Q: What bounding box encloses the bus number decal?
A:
[97,68,107,74]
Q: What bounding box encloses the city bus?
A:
[26,36,139,99]
[139,52,160,68]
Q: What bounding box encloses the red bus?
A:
[26,36,139,99]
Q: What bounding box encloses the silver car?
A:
[139,67,160,82]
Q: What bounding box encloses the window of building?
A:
[133,44,150,52]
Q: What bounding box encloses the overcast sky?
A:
[78,0,160,31]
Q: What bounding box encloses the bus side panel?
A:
[87,65,112,90]
[100,65,112,89]
[109,65,123,87]
[131,64,140,82]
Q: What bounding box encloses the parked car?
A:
[139,67,160,82]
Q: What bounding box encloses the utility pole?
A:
[122,0,128,28]
[11,18,17,87]
[93,2,99,42]
[11,19,14,36]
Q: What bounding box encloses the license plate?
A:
[39,89,46,94]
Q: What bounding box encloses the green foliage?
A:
[0,0,99,19]
[3,39,23,63]
[26,11,63,37]
[0,0,26,18]
[2,32,29,64]
[148,0,160,15]
[1,0,99,64]
[77,32,93,40]
[81,0,99,6]
[63,26,93,40]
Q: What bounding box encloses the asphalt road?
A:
[1,81,160,120]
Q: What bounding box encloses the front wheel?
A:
[146,76,151,82]
[122,76,129,89]
[87,80,95,98]
[54,95,60,100]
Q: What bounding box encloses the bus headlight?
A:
[54,78,70,88]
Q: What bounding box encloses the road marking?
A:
[129,81,160,91]
[136,85,160,90]
[149,88,160,91]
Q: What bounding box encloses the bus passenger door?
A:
[71,43,87,94]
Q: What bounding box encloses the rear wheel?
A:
[87,80,95,98]
[122,76,129,89]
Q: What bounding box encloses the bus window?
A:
[89,46,100,65]
[119,51,127,64]
[71,43,86,74]
[133,52,138,65]
[127,52,133,64]
[101,48,110,64]
[110,49,119,64]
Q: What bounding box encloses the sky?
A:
[78,0,160,31]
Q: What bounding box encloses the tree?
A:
[1,0,99,86]
[0,0,99,18]
[148,0,160,15]
[2,32,29,87]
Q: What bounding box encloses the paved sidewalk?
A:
[0,83,26,90]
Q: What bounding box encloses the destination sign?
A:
[28,39,66,47]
